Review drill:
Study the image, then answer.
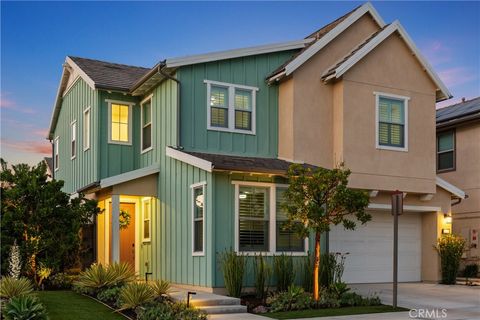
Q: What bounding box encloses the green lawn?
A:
[37,291,125,320]
[264,305,408,319]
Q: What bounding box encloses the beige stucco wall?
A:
[278,14,381,167]
[438,122,480,260]
[341,32,438,194]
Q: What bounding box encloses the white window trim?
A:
[140,94,153,154]
[106,99,134,145]
[232,181,308,256]
[374,91,409,152]
[70,120,77,160]
[142,197,151,243]
[204,80,258,135]
[191,181,207,256]
[83,107,91,151]
[54,137,59,171]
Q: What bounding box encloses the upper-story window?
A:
[107,100,134,145]
[83,107,91,151]
[205,80,257,135]
[70,120,76,159]
[375,92,409,152]
[54,137,59,171]
[141,95,153,153]
[437,130,455,172]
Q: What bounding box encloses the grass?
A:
[37,290,125,320]
[264,305,408,319]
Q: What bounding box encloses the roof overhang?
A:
[321,20,452,102]
[436,176,466,199]
[437,112,480,130]
[100,164,160,189]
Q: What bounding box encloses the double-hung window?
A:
[235,182,307,255]
[54,137,59,171]
[142,198,151,242]
[375,93,409,151]
[70,120,76,159]
[205,80,257,134]
[83,107,90,151]
[107,100,133,144]
[437,130,455,171]
[191,182,206,255]
[141,96,153,152]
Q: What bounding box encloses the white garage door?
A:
[329,211,421,283]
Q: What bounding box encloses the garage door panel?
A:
[329,211,421,283]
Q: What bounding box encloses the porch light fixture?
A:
[444,214,452,224]
[442,228,451,234]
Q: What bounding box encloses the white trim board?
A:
[436,176,466,199]
[368,203,441,213]
[100,164,159,188]
[166,39,313,68]
[269,2,385,82]
[165,147,213,172]
[322,20,451,101]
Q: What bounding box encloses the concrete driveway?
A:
[350,283,480,320]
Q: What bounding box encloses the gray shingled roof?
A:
[185,151,316,175]
[69,56,150,91]
[436,97,480,124]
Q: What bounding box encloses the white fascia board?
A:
[436,176,466,199]
[284,2,386,77]
[165,39,313,68]
[326,21,452,102]
[48,66,68,139]
[100,164,160,189]
[166,147,213,172]
[368,203,442,212]
[65,57,96,90]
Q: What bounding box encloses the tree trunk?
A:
[313,231,321,301]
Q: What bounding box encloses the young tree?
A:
[1,159,101,277]
[283,164,370,301]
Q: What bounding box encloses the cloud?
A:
[1,138,51,155]
[420,40,452,66]
[0,93,37,114]
[437,67,477,88]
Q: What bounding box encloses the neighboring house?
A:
[437,97,480,266]
[48,2,464,291]
[43,157,54,181]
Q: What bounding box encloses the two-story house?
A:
[48,2,464,291]
[437,97,480,267]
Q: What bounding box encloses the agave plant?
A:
[3,295,49,320]
[149,279,171,297]
[107,262,136,287]
[0,277,34,300]
[74,262,135,292]
[117,282,155,311]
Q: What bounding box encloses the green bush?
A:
[267,285,313,312]
[253,254,271,300]
[435,234,466,284]
[0,277,34,300]
[301,253,313,293]
[47,273,75,290]
[339,292,381,307]
[136,301,207,320]
[317,287,340,308]
[463,264,479,278]
[319,253,336,287]
[117,282,155,311]
[97,286,123,305]
[219,249,245,298]
[149,279,171,297]
[3,295,49,320]
[74,262,135,294]
[273,254,294,292]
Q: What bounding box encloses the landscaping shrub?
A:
[97,286,123,305]
[267,285,313,312]
[74,262,135,294]
[317,287,340,308]
[136,301,207,320]
[435,234,466,284]
[117,282,155,311]
[253,254,271,300]
[319,253,336,287]
[273,254,294,292]
[0,277,34,300]
[463,264,479,278]
[219,249,245,298]
[340,292,381,307]
[2,295,49,320]
[107,262,136,287]
[47,273,75,290]
[7,240,22,279]
[301,253,313,293]
[149,279,171,297]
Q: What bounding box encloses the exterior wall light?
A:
[442,228,451,234]
[444,214,452,224]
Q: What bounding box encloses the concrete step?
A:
[198,305,248,314]
[190,297,241,307]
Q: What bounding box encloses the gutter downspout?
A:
[158,61,182,150]
[452,194,468,207]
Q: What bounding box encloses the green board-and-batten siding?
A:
[53,77,99,194]
[177,50,298,158]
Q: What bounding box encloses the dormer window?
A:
[205,80,257,135]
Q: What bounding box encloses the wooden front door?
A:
[110,202,136,268]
